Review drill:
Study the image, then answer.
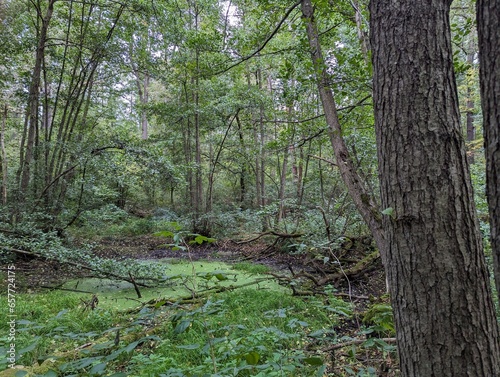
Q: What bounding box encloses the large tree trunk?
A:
[477,0,500,303]
[370,1,500,375]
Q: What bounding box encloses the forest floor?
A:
[13,234,387,300]
[5,234,397,376]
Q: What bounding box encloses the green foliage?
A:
[0,217,169,283]
[154,221,216,250]
[232,262,271,275]
[362,302,395,337]
[0,282,362,376]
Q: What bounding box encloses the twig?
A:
[324,337,397,352]
[40,285,94,294]
[236,231,303,244]
[128,272,142,298]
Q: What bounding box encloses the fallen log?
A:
[235,231,303,244]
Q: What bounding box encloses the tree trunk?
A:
[135,71,150,140]
[1,104,7,205]
[465,47,476,163]
[351,0,369,65]
[477,0,500,303]
[301,0,386,262]
[370,1,500,375]
[18,0,56,199]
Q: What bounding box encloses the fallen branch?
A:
[40,285,94,294]
[129,272,142,298]
[2,246,153,288]
[131,278,273,313]
[317,250,381,286]
[236,231,303,245]
[324,337,397,352]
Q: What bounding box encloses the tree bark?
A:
[477,0,500,303]
[371,1,500,375]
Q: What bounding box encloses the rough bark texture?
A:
[477,0,500,303]
[370,1,500,375]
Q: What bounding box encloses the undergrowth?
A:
[0,283,397,377]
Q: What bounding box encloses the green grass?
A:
[0,269,352,377]
[126,289,339,377]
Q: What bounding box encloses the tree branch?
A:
[212,0,302,76]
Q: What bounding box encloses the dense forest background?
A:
[0,0,481,240]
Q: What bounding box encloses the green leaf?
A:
[244,351,260,365]
[18,341,38,355]
[154,300,168,308]
[215,273,228,281]
[90,362,108,375]
[194,235,206,244]
[154,231,174,238]
[381,207,394,216]
[363,338,375,347]
[41,371,57,377]
[16,320,34,325]
[303,357,323,366]
[176,343,200,349]
[105,348,126,361]
[316,365,327,377]
[124,340,141,353]
[174,320,191,334]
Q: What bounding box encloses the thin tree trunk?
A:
[477,0,500,302]
[371,0,500,375]
[301,0,386,262]
[1,104,7,205]
[465,47,476,163]
[18,0,56,198]
[351,0,369,65]
[235,114,247,205]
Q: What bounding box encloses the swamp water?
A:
[61,260,284,311]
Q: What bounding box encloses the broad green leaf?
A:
[154,231,174,238]
[215,273,228,281]
[124,340,141,353]
[90,362,108,374]
[303,357,323,366]
[174,320,191,334]
[244,351,260,365]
